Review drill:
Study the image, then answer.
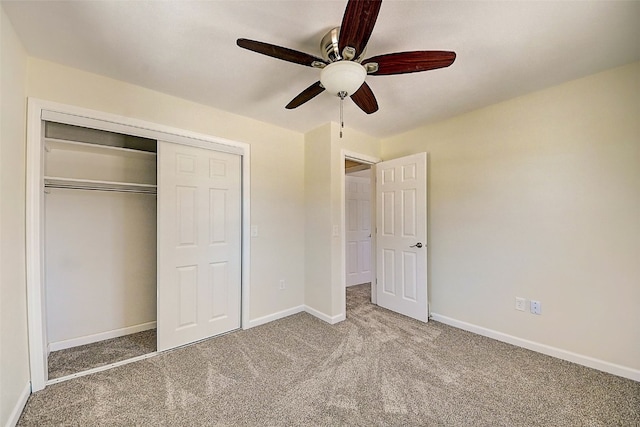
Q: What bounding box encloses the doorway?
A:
[342,152,379,314]
[341,150,429,323]
[345,160,373,288]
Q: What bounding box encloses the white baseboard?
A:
[246,304,346,330]
[430,313,640,382]
[246,305,305,329]
[304,305,346,325]
[5,382,30,427]
[49,321,156,352]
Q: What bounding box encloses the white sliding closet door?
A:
[157,141,241,351]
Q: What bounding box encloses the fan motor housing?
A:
[320,27,367,62]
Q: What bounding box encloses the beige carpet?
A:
[48,329,157,379]
[19,284,640,426]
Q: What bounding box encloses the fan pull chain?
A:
[338,91,347,139]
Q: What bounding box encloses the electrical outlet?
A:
[530,300,541,315]
[279,279,285,290]
[250,225,258,237]
[515,297,526,311]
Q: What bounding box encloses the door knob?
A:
[410,242,423,248]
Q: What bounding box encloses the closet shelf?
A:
[44,176,157,194]
[44,138,157,158]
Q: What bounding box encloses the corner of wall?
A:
[1,5,31,426]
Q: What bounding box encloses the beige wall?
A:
[382,61,640,370]
[304,124,333,315]
[26,58,307,322]
[0,6,30,425]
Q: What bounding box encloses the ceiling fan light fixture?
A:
[320,61,366,97]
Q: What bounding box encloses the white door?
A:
[157,141,241,351]
[345,175,372,286]
[376,152,428,322]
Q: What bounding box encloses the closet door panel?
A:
[158,141,241,352]
[175,265,197,328]
[177,186,198,246]
[209,261,229,320]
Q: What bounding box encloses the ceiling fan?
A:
[236,0,456,116]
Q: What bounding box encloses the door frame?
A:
[26,98,251,391]
[341,150,380,313]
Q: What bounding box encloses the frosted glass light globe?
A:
[320,61,366,96]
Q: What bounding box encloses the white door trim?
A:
[26,98,251,391]
[341,150,380,316]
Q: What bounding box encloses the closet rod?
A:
[44,184,157,195]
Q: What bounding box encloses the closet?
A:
[27,101,246,390]
[43,122,158,379]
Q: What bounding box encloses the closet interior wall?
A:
[43,122,158,352]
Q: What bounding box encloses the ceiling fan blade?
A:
[286,81,326,109]
[350,82,378,114]
[363,51,456,75]
[237,38,326,67]
[338,0,382,58]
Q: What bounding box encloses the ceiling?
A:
[3,1,639,138]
